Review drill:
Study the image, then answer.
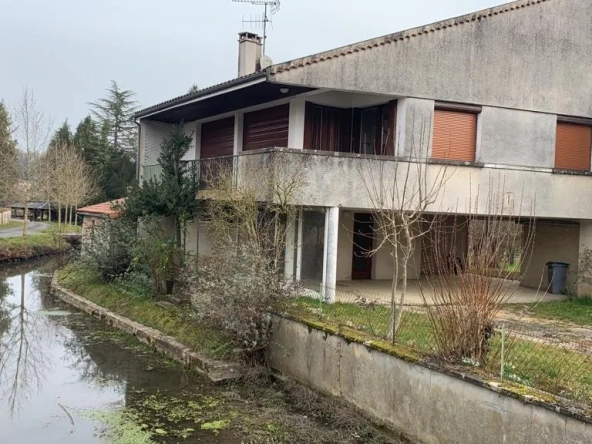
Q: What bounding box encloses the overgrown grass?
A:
[289,296,592,404]
[58,263,233,358]
[510,298,592,327]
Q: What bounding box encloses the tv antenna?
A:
[233,0,281,55]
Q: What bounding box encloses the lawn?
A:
[0,223,82,261]
[289,296,592,404]
[58,264,233,358]
[512,298,592,327]
[0,220,23,231]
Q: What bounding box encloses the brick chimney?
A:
[238,32,263,77]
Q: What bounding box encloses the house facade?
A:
[136,0,592,297]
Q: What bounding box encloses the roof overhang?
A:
[136,72,315,123]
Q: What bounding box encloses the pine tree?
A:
[89,81,138,157]
[48,120,73,151]
[0,101,18,204]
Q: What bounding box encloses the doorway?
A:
[352,213,374,280]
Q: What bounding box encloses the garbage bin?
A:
[546,262,569,294]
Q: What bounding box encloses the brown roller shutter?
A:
[201,117,235,159]
[243,104,289,151]
[555,123,592,171]
[432,110,477,161]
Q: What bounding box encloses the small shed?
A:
[9,201,51,221]
[77,199,126,240]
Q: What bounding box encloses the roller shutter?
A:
[200,117,235,159]
[243,104,289,151]
[432,110,477,162]
[555,123,591,171]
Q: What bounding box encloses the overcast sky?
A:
[0,0,503,129]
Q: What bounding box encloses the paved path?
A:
[0,220,49,238]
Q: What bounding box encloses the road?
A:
[0,220,49,238]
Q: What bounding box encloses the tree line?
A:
[0,81,138,235]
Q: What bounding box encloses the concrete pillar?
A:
[287,98,306,149]
[323,207,339,303]
[578,221,592,296]
[233,112,244,155]
[284,211,297,281]
[296,208,303,281]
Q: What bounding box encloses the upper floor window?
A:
[303,101,396,155]
[243,104,289,151]
[555,121,591,171]
[432,105,479,162]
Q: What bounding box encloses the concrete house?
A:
[136,0,592,299]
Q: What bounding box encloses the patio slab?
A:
[335,279,566,306]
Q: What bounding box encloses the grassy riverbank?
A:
[0,223,80,262]
[58,263,234,358]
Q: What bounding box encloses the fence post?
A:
[500,323,505,381]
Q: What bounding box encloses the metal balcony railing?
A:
[142,156,237,189]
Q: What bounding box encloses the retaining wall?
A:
[51,273,240,382]
[269,315,592,444]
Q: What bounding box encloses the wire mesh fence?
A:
[286,282,592,406]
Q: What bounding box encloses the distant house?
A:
[77,199,126,241]
[9,201,51,221]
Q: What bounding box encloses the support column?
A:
[323,207,339,303]
[295,208,303,281]
[284,211,297,281]
[578,221,592,296]
[233,112,244,155]
[287,98,306,149]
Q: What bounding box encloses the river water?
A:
[0,260,401,444]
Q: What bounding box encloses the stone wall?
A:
[269,315,592,444]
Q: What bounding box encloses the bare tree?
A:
[10,88,52,236]
[358,118,450,343]
[39,141,98,229]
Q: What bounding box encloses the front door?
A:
[352,213,374,280]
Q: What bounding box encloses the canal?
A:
[0,260,402,444]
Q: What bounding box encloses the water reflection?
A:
[0,270,54,417]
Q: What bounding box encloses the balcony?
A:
[140,148,592,220]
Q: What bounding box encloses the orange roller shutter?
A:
[432,110,477,162]
[555,123,592,171]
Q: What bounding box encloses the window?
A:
[243,104,289,151]
[555,122,592,171]
[432,109,478,162]
[303,101,396,155]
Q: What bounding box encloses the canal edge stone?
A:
[50,271,241,383]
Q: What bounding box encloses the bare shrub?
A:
[421,183,535,363]
[183,153,305,359]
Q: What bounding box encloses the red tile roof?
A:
[77,198,126,219]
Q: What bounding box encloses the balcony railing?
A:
[142,157,237,189]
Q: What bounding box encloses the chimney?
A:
[238,32,263,77]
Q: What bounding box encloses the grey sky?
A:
[0,0,503,130]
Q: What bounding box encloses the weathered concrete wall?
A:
[259,150,592,220]
[396,98,434,159]
[269,315,592,444]
[477,107,557,168]
[272,0,592,119]
[521,223,580,290]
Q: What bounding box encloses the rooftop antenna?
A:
[233,0,281,55]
